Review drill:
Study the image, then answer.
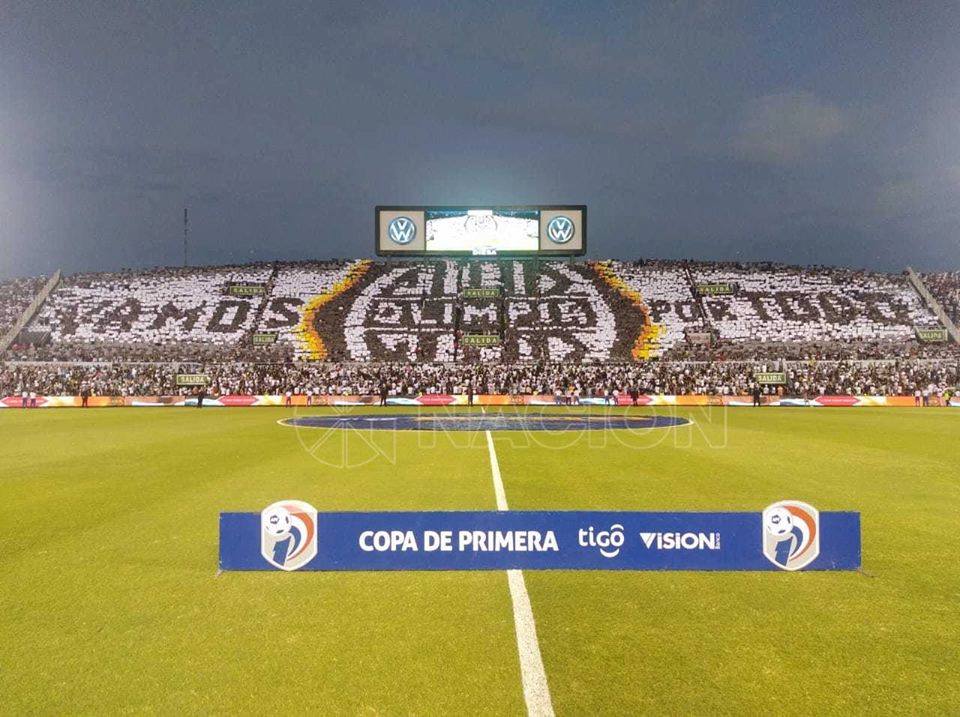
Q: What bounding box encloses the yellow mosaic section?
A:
[296,260,372,360]
[591,261,664,360]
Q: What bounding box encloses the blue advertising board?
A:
[220,504,860,572]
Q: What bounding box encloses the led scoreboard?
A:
[376,205,586,256]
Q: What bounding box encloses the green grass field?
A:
[1,406,958,714]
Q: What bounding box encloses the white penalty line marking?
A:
[482,407,555,717]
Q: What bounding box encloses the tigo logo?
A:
[260,500,318,571]
[762,500,819,571]
[578,524,625,558]
[639,532,721,550]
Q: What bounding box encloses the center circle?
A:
[280,413,690,431]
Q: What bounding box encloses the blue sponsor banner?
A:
[219,510,860,572]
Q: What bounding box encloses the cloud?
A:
[734,91,844,164]
[2,143,231,196]
[875,165,960,221]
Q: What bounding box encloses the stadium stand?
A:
[3,260,958,383]
[531,261,626,362]
[340,260,457,363]
[688,262,933,342]
[19,264,275,361]
[261,259,363,361]
[456,260,505,364]
[597,260,706,358]
[2,359,958,399]
[921,271,960,327]
[0,276,47,338]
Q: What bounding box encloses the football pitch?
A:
[1,406,958,714]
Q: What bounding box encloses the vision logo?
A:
[762,500,819,571]
[260,500,318,571]
[387,216,416,245]
[546,215,575,244]
[639,532,721,550]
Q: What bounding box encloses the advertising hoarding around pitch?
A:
[220,504,861,572]
[376,206,586,256]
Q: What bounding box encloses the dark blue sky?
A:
[2,1,959,279]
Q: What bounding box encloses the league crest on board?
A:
[260,500,318,571]
[762,500,820,571]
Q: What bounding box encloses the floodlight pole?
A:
[183,207,189,267]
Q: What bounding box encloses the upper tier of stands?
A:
[921,272,960,328]
[0,276,47,339]
[689,262,933,343]
[2,259,955,363]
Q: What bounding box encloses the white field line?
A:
[485,420,510,512]
[481,408,555,717]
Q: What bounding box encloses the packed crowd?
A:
[2,359,957,398]
[23,262,273,348]
[665,339,959,361]
[605,260,706,354]
[687,262,935,343]
[6,339,293,363]
[2,259,957,364]
[0,276,46,338]
[922,272,960,327]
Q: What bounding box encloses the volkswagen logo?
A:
[387,216,417,245]
[546,215,574,244]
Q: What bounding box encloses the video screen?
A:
[425,209,539,253]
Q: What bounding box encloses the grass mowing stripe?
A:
[0,408,526,713]
[482,408,555,717]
